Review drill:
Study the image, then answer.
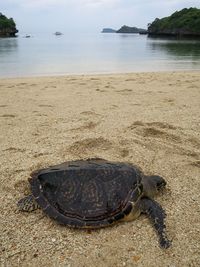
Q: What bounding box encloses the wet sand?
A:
[0,71,200,267]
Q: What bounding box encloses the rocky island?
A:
[0,13,18,37]
[116,25,147,34]
[101,28,116,33]
[148,8,200,37]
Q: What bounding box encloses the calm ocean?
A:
[0,33,200,77]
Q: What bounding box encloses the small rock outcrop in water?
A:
[0,13,18,37]
[101,28,116,33]
[148,8,200,37]
[54,32,63,36]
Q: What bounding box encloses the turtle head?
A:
[151,175,166,191]
[142,175,166,198]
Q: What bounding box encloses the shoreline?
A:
[1,71,200,266]
[0,69,200,80]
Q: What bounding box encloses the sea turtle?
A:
[17,158,171,248]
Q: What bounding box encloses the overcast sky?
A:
[1,0,200,34]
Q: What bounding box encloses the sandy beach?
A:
[0,71,200,267]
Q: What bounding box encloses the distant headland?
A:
[102,25,147,34]
[116,25,146,34]
[0,13,18,37]
[102,7,200,37]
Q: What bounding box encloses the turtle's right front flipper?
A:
[139,197,171,249]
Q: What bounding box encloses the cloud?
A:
[1,0,121,9]
[1,0,199,10]
[80,0,120,7]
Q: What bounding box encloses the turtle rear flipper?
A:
[139,197,171,249]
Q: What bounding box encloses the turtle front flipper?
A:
[139,197,171,249]
[17,194,40,212]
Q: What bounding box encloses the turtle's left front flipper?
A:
[139,197,171,249]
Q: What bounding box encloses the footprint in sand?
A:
[110,105,119,109]
[127,121,181,143]
[38,104,54,108]
[190,160,200,168]
[1,114,16,118]
[96,88,106,92]
[73,111,103,132]
[140,127,181,142]
[67,137,113,156]
[66,137,130,159]
[116,89,133,95]
[128,121,178,130]
[187,137,200,150]
[19,83,27,86]
[187,85,199,89]
[163,98,175,105]
[90,78,100,81]
[70,121,100,132]
[3,147,26,153]
[145,121,177,130]
[33,152,50,158]
[127,121,200,159]
[80,111,101,117]
[125,79,136,82]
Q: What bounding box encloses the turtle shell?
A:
[29,158,143,228]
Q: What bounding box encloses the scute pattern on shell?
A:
[29,158,142,227]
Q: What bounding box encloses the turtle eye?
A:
[156,177,166,190]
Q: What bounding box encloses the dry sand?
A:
[0,71,200,267]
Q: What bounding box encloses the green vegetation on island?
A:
[148,8,200,36]
[116,25,146,34]
[0,13,18,37]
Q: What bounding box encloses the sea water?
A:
[0,32,200,77]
